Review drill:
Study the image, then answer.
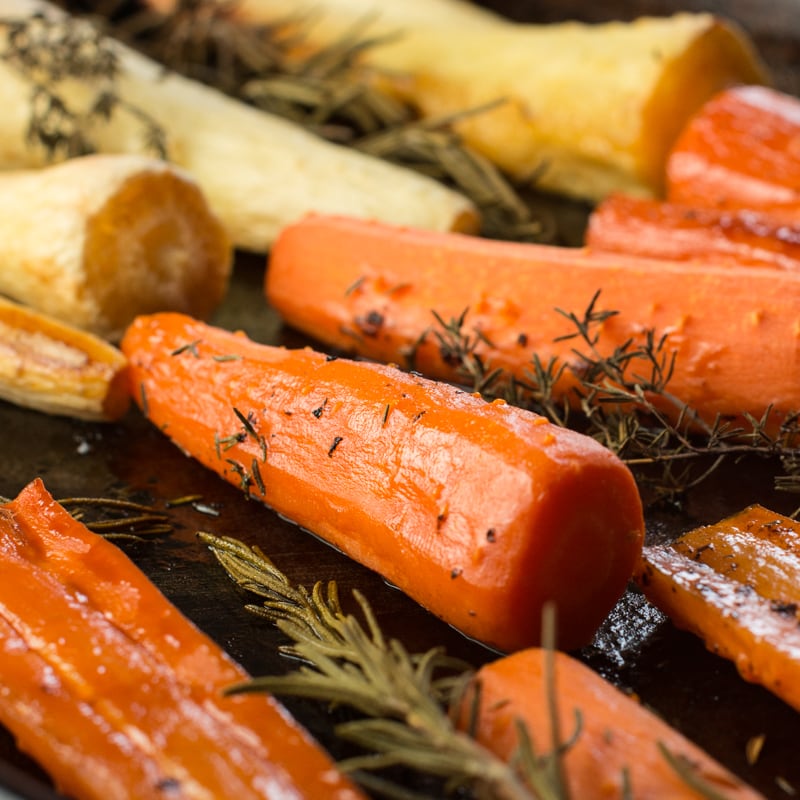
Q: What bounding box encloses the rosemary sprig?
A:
[57,496,172,539]
[198,531,563,800]
[0,11,167,159]
[199,531,742,800]
[0,493,172,539]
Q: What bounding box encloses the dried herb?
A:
[199,531,565,800]
[423,293,800,506]
[0,10,166,159]
[199,531,743,800]
[52,495,171,539]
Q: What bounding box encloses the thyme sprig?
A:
[423,293,800,504]
[112,0,550,242]
[0,11,166,159]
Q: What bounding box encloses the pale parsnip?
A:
[146,0,506,30]
[0,0,479,253]
[211,1,769,201]
[0,154,231,341]
[0,296,129,421]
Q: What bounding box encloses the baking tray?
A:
[1,1,799,798]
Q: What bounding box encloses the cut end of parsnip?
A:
[0,154,232,341]
[0,296,130,421]
[226,4,770,202]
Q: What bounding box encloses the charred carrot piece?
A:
[455,647,765,799]
[0,478,365,800]
[667,85,800,211]
[265,214,800,431]
[635,505,800,713]
[121,312,645,653]
[586,193,800,269]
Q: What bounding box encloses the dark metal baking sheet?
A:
[1,1,799,798]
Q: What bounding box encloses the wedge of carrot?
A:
[121,312,645,653]
[455,647,765,799]
[586,193,800,269]
[265,213,800,431]
[635,505,800,713]
[667,85,800,211]
[0,478,365,800]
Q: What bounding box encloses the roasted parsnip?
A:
[196,0,769,201]
[0,296,129,421]
[0,153,231,341]
[0,1,479,252]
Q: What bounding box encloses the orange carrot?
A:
[121,312,645,653]
[635,505,800,713]
[667,85,800,211]
[455,647,765,799]
[0,478,365,800]
[586,192,800,269]
[265,213,800,431]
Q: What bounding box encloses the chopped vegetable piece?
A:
[121,312,645,653]
[456,647,766,799]
[635,505,800,712]
[0,478,365,800]
[266,214,800,432]
[586,193,800,269]
[205,1,769,201]
[0,1,478,252]
[0,295,129,421]
[0,153,232,341]
[668,85,800,211]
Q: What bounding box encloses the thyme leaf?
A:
[56,495,171,539]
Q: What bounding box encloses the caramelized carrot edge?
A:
[635,543,800,714]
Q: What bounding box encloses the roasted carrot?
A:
[635,505,800,713]
[121,312,645,653]
[455,647,765,799]
[265,213,800,431]
[667,85,800,211]
[0,478,365,800]
[586,192,800,269]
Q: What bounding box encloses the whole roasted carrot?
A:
[121,312,645,653]
[586,193,800,269]
[265,213,800,431]
[455,647,765,799]
[0,478,365,800]
[667,85,800,211]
